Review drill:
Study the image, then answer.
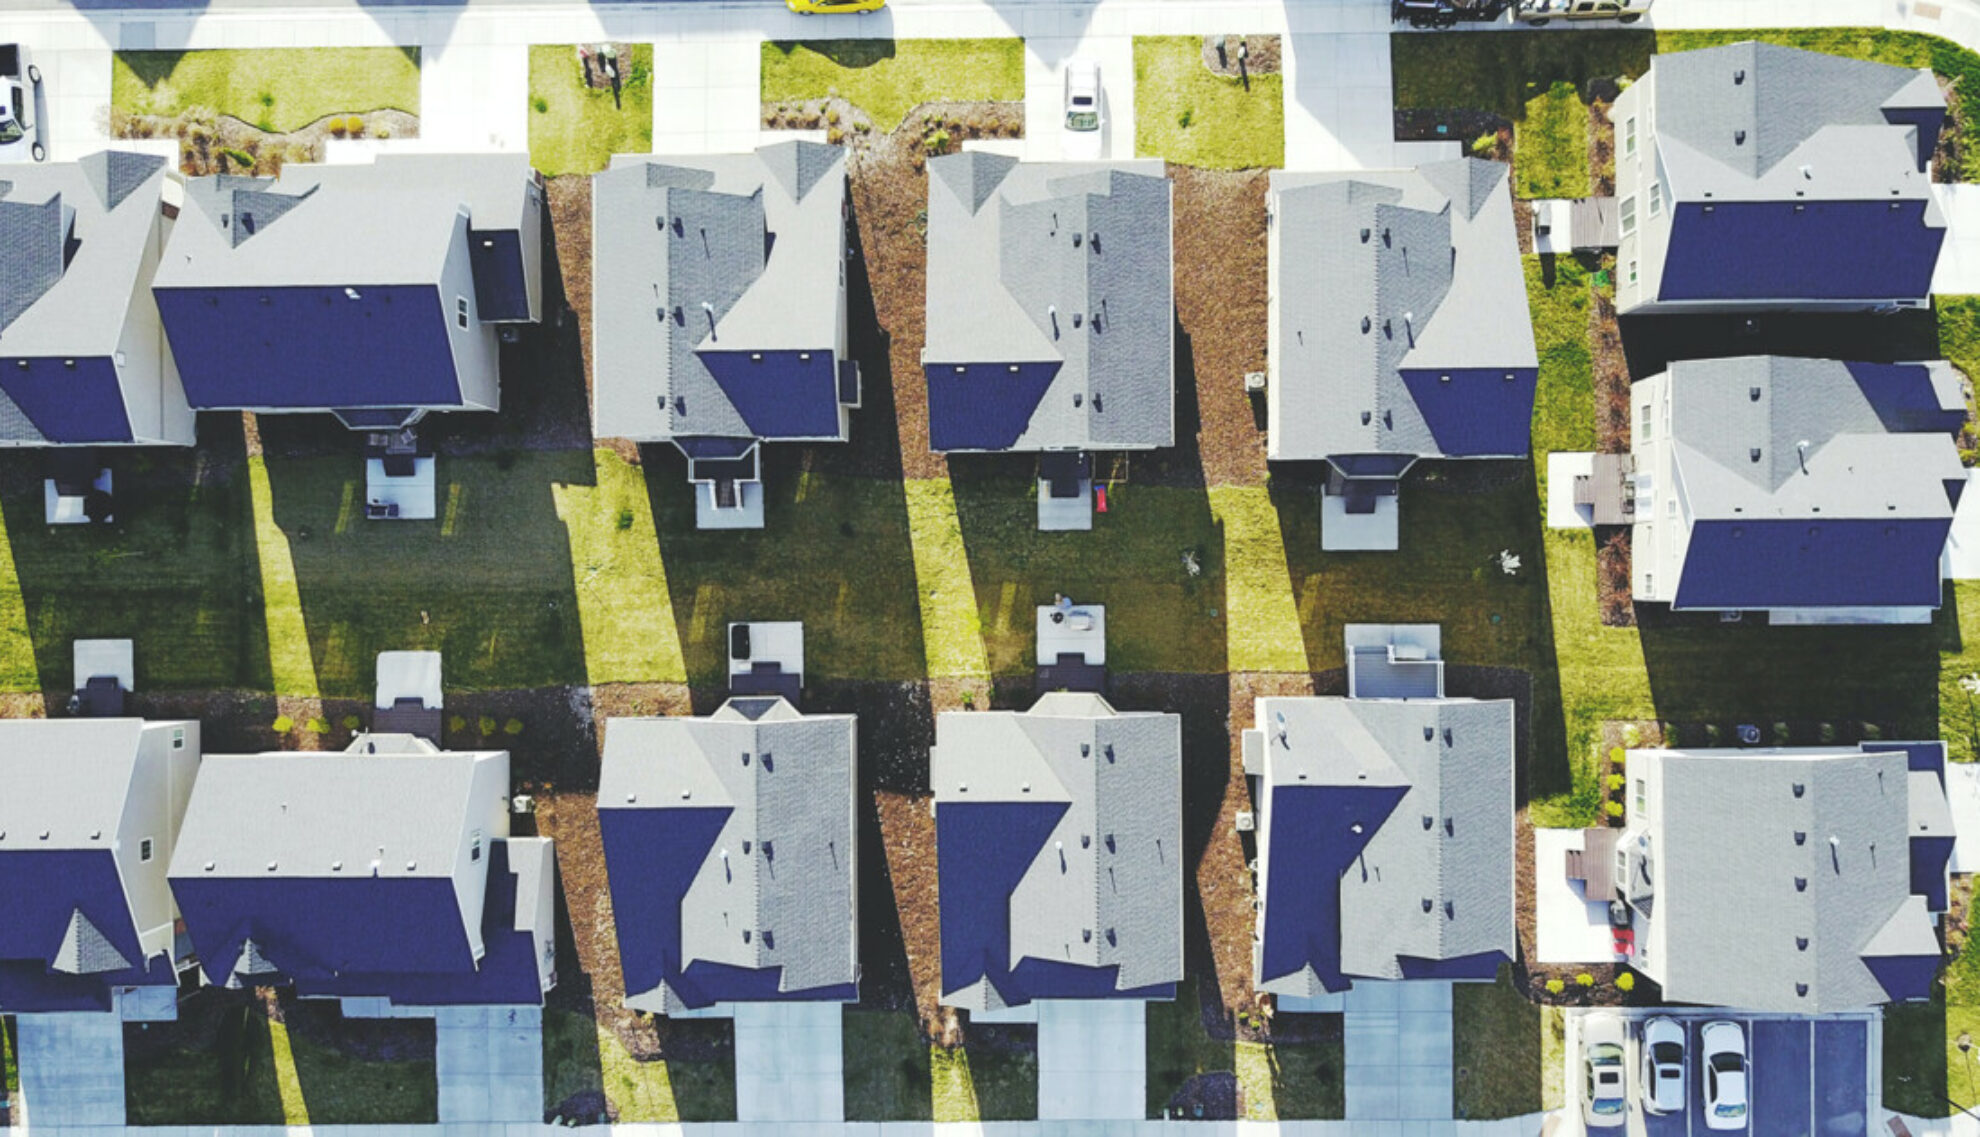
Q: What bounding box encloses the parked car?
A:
[1640,1016,1686,1115]
[1062,58,1104,161]
[1513,0,1649,24]
[1701,1020,1750,1131]
[1582,1012,1628,1128]
[1390,0,1512,27]
[0,44,45,163]
[786,0,885,12]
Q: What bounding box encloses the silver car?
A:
[1514,0,1650,25]
[0,45,44,164]
[1640,1016,1685,1115]
[1062,58,1103,161]
[1701,1019,1750,1130]
[1582,1011,1628,1128]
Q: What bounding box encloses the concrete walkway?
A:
[13,1012,126,1128]
[1342,980,1454,1124]
[732,1002,846,1123]
[434,1004,543,1125]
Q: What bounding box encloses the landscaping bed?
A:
[1166,167,1271,487]
[112,108,416,176]
[1135,36,1284,170]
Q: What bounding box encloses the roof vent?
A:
[1796,936,1809,951]
[1082,928,1093,942]
[1749,387,1762,402]
[1422,898,1434,912]
[1360,228,1370,243]
[1361,411,1372,425]
[1795,982,1809,997]
[1081,743,1090,757]
[1443,728,1453,746]
[1750,448,1762,463]
[1361,316,1371,334]
[1104,744,1115,762]
[1021,782,1031,793]
[1422,815,1434,829]
[1444,901,1455,919]
[406,860,416,871]
[1794,831,1806,845]
[267,861,278,871]
[1792,782,1805,798]
[1795,876,1807,892]
[1444,818,1454,836]
[1734,68,1746,84]
[344,287,361,301]
[331,860,342,872]
[1801,165,1813,179]
[1734,130,1747,146]
[1423,726,1434,741]
[1072,232,1082,247]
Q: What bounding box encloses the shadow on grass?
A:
[843,1009,933,1121]
[1452,962,1542,1120]
[767,38,900,71]
[1886,989,1951,1118]
[0,415,269,697]
[114,50,186,92]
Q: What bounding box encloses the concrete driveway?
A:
[1023,34,1136,162]
[733,1001,845,1122]
[14,1011,125,1127]
[434,1004,542,1125]
[1037,998,1146,1119]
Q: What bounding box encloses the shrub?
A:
[1469,132,1497,155]
[1575,973,1595,988]
[478,716,498,736]
[449,715,467,733]
[827,126,844,145]
[1616,972,1636,993]
[1620,724,1641,747]
[374,125,391,140]
[1773,721,1792,746]
[504,718,524,736]
[341,715,361,731]
[1702,723,1722,745]
[923,129,951,155]
[1606,773,1625,792]
[961,691,977,710]
[854,120,870,133]
[258,90,276,109]
[1608,746,1625,765]
[615,507,635,531]
[221,147,253,171]
[1545,978,1565,995]
[1604,800,1624,818]
[825,108,840,125]
[346,116,365,137]
[1177,107,1194,129]
[1818,721,1837,743]
[329,117,347,137]
[532,95,549,114]
[305,717,329,734]
[272,715,294,733]
[1861,721,1883,741]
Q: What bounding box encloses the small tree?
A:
[1608,746,1625,766]
[272,715,294,733]
[1616,972,1636,993]
[1545,978,1565,995]
[1606,773,1625,792]
[1575,973,1595,988]
[1604,801,1624,819]
[504,718,524,736]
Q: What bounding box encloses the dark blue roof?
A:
[925,362,1059,451]
[1909,834,1953,914]
[1398,951,1507,981]
[1660,201,1942,303]
[1398,367,1538,458]
[1673,518,1950,610]
[0,848,166,1012]
[701,349,843,440]
[1866,739,1949,775]
[1845,363,1969,435]
[0,954,175,1013]
[1258,782,1407,993]
[157,284,467,411]
[0,356,134,443]
[1865,950,1939,1003]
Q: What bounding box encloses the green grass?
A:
[1452,965,1542,1120]
[543,1008,735,1122]
[761,39,1024,132]
[1133,36,1284,170]
[527,44,654,177]
[112,48,420,133]
[1939,297,1980,464]
[124,1003,436,1126]
[1514,81,1591,200]
[2,1016,15,1105]
[1146,979,1344,1120]
[1391,30,1652,119]
[843,1011,934,1121]
[1540,1005,1566,1112]
[930,1029,1036,1121]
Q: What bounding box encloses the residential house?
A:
[596,695,858,1014]
[592,143,856,529]
[1244,626,1516,1001]
[1629,356,1965,622]
[923,154,1173,529]
[168,734,556,1010]
[933,692,1181,1011]
[0,719,200,1015]
[1267,159,1537,551]
[1614,41,1945,315]
[0,151,192,447]
[152,153,542,430]
[1576,742,1953,1012]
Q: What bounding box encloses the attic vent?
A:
[1361,317,1371,334]
[743,930,751,943]
[1081,834,1091,848]
[1444,901,1455,919]
[1734,69,1746,84]
[1444,817,1454,836]
[1422,815,1434,830]
[1073,394,1083,408]
[656,216,665,230]
[1795,983,1808,997]
[1104,744,1115,762]
[762,840,773,859]
[1081,743,1091,757]
[743,840,752,854]
[344,287,361,301]
[1073,233,1082,247]
[1749,387,1762,402]
[1082,928,1093,942]
[742,751,750,766]
[1440,374,1451,384]
[1423,726,1434,741]
[1794,876,1807,892]
[1361,411,1372,426]
[1796,936,1809,951]
[266,861,278,871]
[1383,410,1394,429]
[1734,130,1747,146]
[1359,228,1370,243]
[1801,165,1813,179]
[1442,728,1453,746]
[1794,831,1806,845]
[1382,229,1391,247]
[1792,782,1805,798]
[762,930,774,949]
[331,860,342,872]
[1422,898,1434,913]
[1750,448,1762,463]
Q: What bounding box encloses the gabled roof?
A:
[933,692,1182,1010]
[1255,696,1515,997]
[1644,746,1946,1011]
[0,151,166,355]
[596,696,858,1011]
[592,142,849,444]
[1268,160,1537,464]
[924,158,1174,452]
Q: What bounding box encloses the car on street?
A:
[0,44,45,163]
[786,0,886,13]
[1640,1016,1686,1115]
[1701,1020,1750,1131]
[1513,0,1650,24]
[1582,1011,1628,1128]
[1062,58,1104,161]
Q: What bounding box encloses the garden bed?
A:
[112,108,416,176]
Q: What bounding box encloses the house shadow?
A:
[1619,307,1942,379]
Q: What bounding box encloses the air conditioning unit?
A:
[1235,810,1256,832]
[1244,372,1267,394]
[511,794,535,814]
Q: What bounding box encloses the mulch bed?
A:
[112,109,419,178]
[1395,107,1511,150]
[1163,167,1271,488]
[1589,99,1617,198]
[1200,35,1282,78]
[1597,527,1635,628]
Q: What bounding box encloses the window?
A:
[470,830,482,863]
[140,838,154,863]
[1620,195,1637,236]
[1667,497,1676,518]
[456,296,469,330]
[1633,779,1645,813]
[1624,116,1637,157]
[1649,182,1662,217]
[171,727,185,751]
[1639,404,1652,442]
[1644,571,1654,593]
[1627,260,1639,285]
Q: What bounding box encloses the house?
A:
[0,718,200,1015]
[922,154,1173,530]
[592,143,856,530]
[1628,356,1965,622]
[1570,742,1953,1012]
[0,151,192,447]
[933,692,1181,1011]
[1267,159,1537,552]
[1243,626,1515,1001]
[1614,41,1946,315]
[168,734,556,1011]
[596,695,858,1014]
[152,153,542,430]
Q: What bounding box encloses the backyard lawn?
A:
[112,48,421,133]
[1133,36,1284,170]
[528,44,654,177]
[1513,81,1590,199]
[761,39,1024,132]
[542,1008,736,1122]
[1452,966,1543,1120]
[1145,979,1344,1120]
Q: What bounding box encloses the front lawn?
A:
[112,48,421,133]
[761,39,1024,132]
[1146,979,1344,1120]
[1514,82,1590,199]
[1391,31,1651,121]
[843,1010,933,1121]
[931,1026,1036,1121]
[1134,36,1284,170]
[542,1007,736,1122]
[528,44,654,177]
[1452,965,1542,1120]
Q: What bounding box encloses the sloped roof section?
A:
[77,150,165,214]
[0,192,66,333]
[52,908,133,975]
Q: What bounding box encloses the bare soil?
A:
[111,108,419,177]
[1200,35,1283,78]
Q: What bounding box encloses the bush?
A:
[1620,724,1641,748]
[305,717,329,734]
[1818,721,1838,744]
[272,715,294,733]
[478,716,498,736]
[1606,773,1625,792]
[615,507,635,531]
[1703,723,1722,745]
[346,116,364,137]
[1861,721,1883,741]
[1608,746,1625,765]
[1177,107,1194,128]
[923,129,951,155]
[1773,721,1792,746]
[1469,132,1497,155]
[503,718,524,736]
[328,117,347,137]
[1575,973,1595,988]
[449,715,467,734]
[221,147,254,171]
[341,715,361,731]
[1545,978,1565,995]
[532,95,549,114]
[1604,800,1624,818]
[825,108,840,125]
[827,126,844,145]
[374,125,391,139]
[1616,972,1636,993]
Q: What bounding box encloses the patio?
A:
[1533,827,1628,966]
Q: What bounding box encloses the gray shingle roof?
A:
[924,157,1174,451]
[0,151,167,356]
[0,719,156,846]
[932,692,1182,1010]
[597,696,858,1000]
[1651,42,1943,203]
[1267,159,1536,462]
[1663,357,1965,521]
[53,908,131,975]
[1258,696,1515,989]
[1647,747,1938,1011]
[591,142,848,443]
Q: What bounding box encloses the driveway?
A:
[1037,998,1146,1119]
[14,1012,125,1127]
[1022,34,1135,162]
[733,1001,845,1122]
[434,1004,542,1125]
[1344,979,1454,1122]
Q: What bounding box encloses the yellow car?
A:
[786,0,886,12]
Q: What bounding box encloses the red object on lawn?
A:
[1095,484,1109,513]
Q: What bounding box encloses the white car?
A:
[1640,1016,1686,1115]
[1701,1020,1750,1131]
[1581,1012,1627,1128]
[1062,58,1103,161]
[0,45,44,163]
[1514,0,1650,24]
